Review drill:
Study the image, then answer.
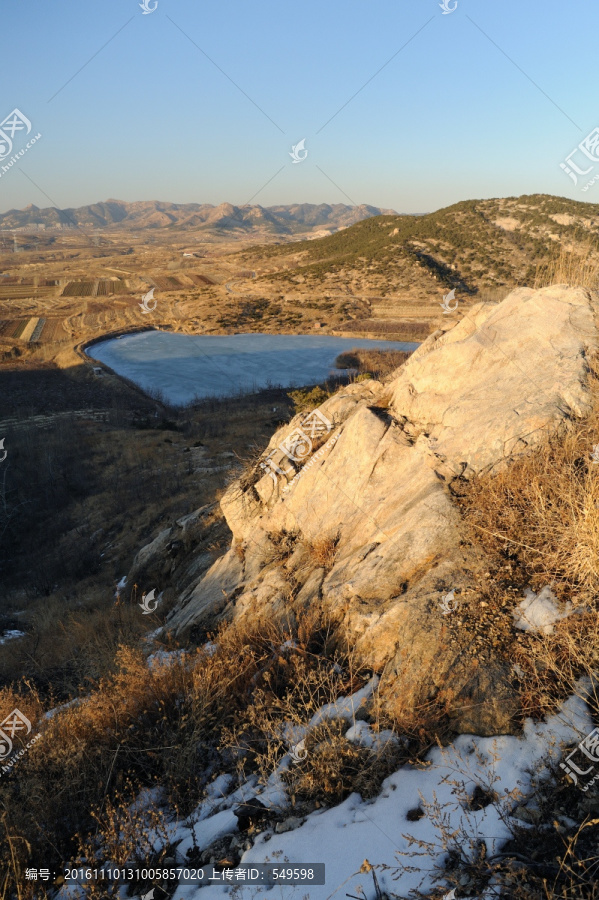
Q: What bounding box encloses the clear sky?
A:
[0,0,598,215]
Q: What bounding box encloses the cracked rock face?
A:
[164,287,598,735]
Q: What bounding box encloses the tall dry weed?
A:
[0,610,378,895]
[535,242,599,291]
[460,376,599,607]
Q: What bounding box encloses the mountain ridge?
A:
[0,200,397,235]
[250,193,599,298]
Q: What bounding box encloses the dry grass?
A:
[304,532,340,570]
[335,348,412,378]
[535,242,599,291]
[0,386,295,694]
[74,789,174,900]
[0,620,277,897]
[373,679,457,748]
[0,609,398,898]
[219,633,405,807]
[513,609,599,722]
[455,356,599,760]
[338,318,434,341]
[459,373,599,608]
[281,717,403,805]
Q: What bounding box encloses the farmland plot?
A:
[11,319,29,339]
[96,279,127,296]
[20,318,40,342]
[188,273,216,285]
[30,318,47,341]
[151,275,187,291]
[38,318,66,342]
[62,281,98,297]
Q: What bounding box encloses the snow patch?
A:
[513,586,573,634]
[166,692,592,899]
[0,629,25,645]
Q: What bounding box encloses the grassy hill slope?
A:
[247,193,599,297]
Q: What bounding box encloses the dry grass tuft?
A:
[282,718,403,804]
[514,610,599,722]
[459,379,599,607]
[75,787,174,900]
[373,681,457,749]
[535,242,599,291]
[335,348,413,378]
[305,532,340,571]
[219,643,404,807]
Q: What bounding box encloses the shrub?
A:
[287,386,332,414]
[0,610,391,895]
[458,375,599,608]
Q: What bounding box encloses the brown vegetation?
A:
[535,241,599,291]
[335,348,412,378]
[336,318,434,341]
[0,611,401,898]
[0,376,295,696]
[458,359,599,608]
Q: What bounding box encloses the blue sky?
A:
[0,0,598,214]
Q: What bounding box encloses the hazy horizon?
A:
[1,0,598,216]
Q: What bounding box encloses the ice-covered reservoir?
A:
[87,331,418,406]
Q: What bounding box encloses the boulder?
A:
[125,503,230,613]
[159,287,599,735]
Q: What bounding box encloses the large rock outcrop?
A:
[160,286,598,735]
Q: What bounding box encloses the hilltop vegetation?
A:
[244,193,599,299]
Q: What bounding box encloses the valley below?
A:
[1,194,599,900]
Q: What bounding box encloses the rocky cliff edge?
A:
[134,286,598,736]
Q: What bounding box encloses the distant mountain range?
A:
[0,200,397,235]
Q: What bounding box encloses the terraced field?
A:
[0,320,16,338]
[37,318,66,342]
[0,316,67,343]
[61,279,127,298]
[12,319,29,339]
[371,303,449,318]
[188,273,216,286]
[0,285,56,299]
[61,281,97,297]
[97,279,127,295]
[151,275,187,291]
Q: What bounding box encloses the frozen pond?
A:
[87,331,418,406]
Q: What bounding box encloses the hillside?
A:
[3,284,599,899]
[245,193,599,296]
[0,200,396,236]
[217,193,599,341]
[3,194,599,357]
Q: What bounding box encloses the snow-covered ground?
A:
[87,332,418,406]
[52,593,595,900]
[160,694,591,900]
[55,682,592,900]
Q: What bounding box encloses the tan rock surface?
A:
[160,287,598,735]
